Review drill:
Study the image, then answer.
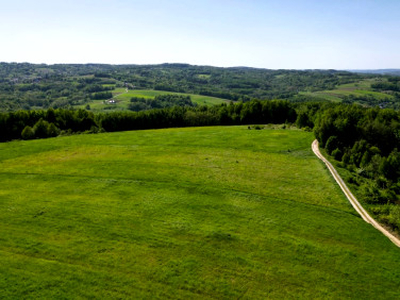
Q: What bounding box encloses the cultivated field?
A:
[0,126,399,298]
[82,88,228,111]
[300,78,394,102]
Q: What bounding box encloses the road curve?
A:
[312,139,400,248]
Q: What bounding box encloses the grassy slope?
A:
[300,78,394,102]
[82,88,228,111]
[0,127,399,298]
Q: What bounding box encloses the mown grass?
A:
[81,89,228,111]
[0,126,400,298]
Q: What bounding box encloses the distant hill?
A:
[0,62,369,111]
[1,62,400,111]
[348,69,400,75]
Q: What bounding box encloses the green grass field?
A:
[1,126,400,298]
[82,88,228,111]
[301,78,394,102]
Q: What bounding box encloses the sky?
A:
[0,0,399,69]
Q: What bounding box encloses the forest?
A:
[312,103,400,230]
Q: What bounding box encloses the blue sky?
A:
[1,0,399,69]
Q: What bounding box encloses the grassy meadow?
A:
[300,78,394,102]
[82,88,228,111]
[0,126,400,298]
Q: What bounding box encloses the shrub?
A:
[325,136,339,155]
[33,118,50,139]
[332,148,343,161]
[21,126,35,140]
[342,152,350,164]
[388,205,400,230]
[47,123,60,137]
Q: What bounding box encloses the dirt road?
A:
[312,139,400,248]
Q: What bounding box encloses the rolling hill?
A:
[0,126,399,298]
[0,62,375,111]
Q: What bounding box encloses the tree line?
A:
[0,100,296,142]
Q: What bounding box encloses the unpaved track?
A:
[312,139,400,248]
